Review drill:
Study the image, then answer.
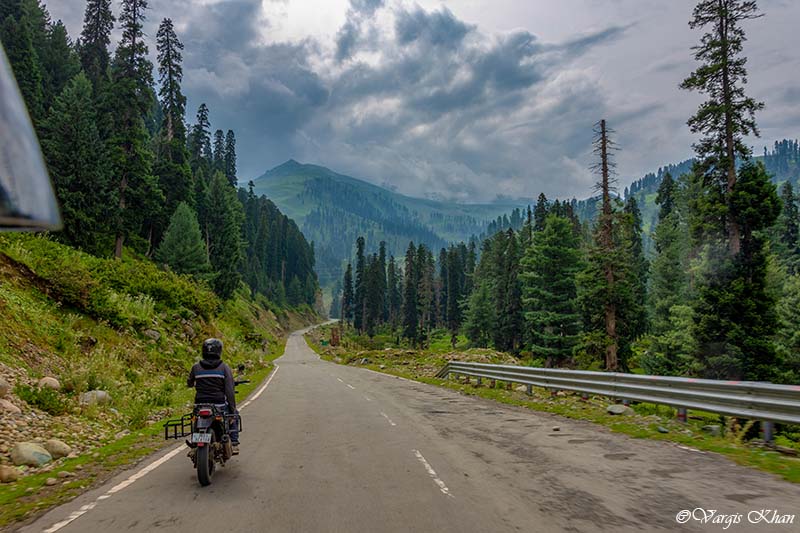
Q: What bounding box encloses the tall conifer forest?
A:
[0,0,318,305]
[337,0,800,385]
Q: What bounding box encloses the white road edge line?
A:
[43,363,281,533]
[347,384,356,390]
[413,450,453,498]
[380,412,397,426]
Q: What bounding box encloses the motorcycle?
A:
[164,372,249,486]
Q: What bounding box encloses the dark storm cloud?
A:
[394,6,473,48]
[47,1,633,199]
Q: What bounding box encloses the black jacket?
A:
[187,359,236,410]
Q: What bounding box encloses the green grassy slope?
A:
[0,234,316,525]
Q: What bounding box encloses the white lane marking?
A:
[380,412,396,426]
[347,384,355,390]
[363,396,373,402]
[413,450,453,498]
[43,363,282,532]
[241,364,280,409]
[336,377,344,383]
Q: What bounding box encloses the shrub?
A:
[15,384,69,415]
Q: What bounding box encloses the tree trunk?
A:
[719,3,741,255]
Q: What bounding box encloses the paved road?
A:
[21,329,800,532]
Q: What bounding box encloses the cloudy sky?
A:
[49,0,800,202]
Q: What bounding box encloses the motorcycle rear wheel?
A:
[196,432,215,486]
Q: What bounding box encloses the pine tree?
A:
[681,0,764,255]
[533,193,549,232]
[438,248,449,328]
[40,72,113,254]
[155,202,210,275]
[188,103,211,171]
[775,182,799,273]
[387,256,401,327]
[446,246,464,335]
[224,130,237,187]
[1,8,44,123]
[152,17,192,249]
[353,236,366,332]
[649,174,690,336]
[109,0,162,258]
[341,263,354,325]
[416,244,435,344]
[623,196,649,338]
[78,0,114,88]
[378,241,388,321]
[462,280,494,348]
[401,242,418,345]
[41,21,80,108]
[520,215,583,366]
[493,229,523,353]
[212,129,225,173]
[155,18,185,142]
[204,171,244,298]
[655,172,677,221]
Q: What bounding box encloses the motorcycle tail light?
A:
[198,408,212,416]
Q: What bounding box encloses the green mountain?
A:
[251,160,527,285]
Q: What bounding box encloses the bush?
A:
[0,235,219,327]
[15,384,69,415]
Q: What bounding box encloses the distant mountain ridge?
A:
[251,160,527,285]
[253,141,799,286]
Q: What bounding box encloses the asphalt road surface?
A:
[20,329,800,532]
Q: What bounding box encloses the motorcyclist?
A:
[187,338,240,454]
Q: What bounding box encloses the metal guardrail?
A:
[436,362,800,430]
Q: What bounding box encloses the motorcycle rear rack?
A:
[163,412,243,440]
[164,414,193,440]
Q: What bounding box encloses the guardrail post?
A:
[622,399,630,406]
[476,377,482,386]
[526,384,532,396]
[465,375,470,384]
[490,379,496,388]
[581,393,589,401]
[761,421,774,443]
[677,408,687,423]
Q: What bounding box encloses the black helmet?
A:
[202,338,223,360]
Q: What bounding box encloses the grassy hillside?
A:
[252,160,527,285]
[0,234,316,525]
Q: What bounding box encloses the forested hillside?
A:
[252,160,527,285]
[0,0,319,307]
[334,1,800,388]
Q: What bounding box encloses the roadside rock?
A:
[702,424,722,437]
[143,329,161,341]
[80,390,112,406]
[38,377,61,390]
[0,377,10,398]
[45,477,58,486]
[44,439,72,459]
[0,465,20,483]
[515,385,527,392]
[10,442,52,467]
[607,404,634,416]
[657,426,670,434]
[0,398,21,414]
[57,470,75,478]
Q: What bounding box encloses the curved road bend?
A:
[21,329,800,532]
